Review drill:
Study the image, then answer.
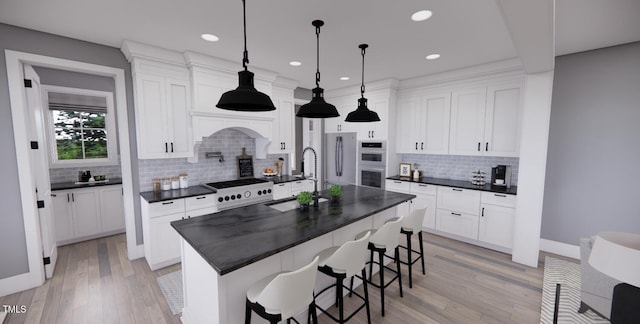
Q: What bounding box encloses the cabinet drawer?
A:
[436,209,479,240]
[186,206,218,219]
[410,182,437,196]
[185,194,217,211]
[437,187,480,215]
[385,180,410,193]
[290,180,306,195]
[480,192,516,208]
[148,199,185,217]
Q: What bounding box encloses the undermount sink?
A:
[268,197,328,212]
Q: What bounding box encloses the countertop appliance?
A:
[491,165,512,188]
[358,141,387,189]
[203,178,273,211]
[324,132,357,189]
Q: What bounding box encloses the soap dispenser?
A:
[412,168,420,180]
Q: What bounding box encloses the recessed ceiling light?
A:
[339,76,350,81]
[426,54,441,60]
[411,10,433,22]
[289,61,302,67]
[201,34,219,42]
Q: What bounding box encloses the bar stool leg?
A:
[337,277,344,323]
[245,299,251,324]
[309,302,318,324]
[362,268,371,324]
[378,250,385,317]
[419,231,425,275]
[396,247,403,297]
[369,248,374,283]
[406,232,413,288]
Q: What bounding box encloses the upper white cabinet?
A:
[325,80,398,142]
[269,85,295,154]
[449,82,522,157]
[122,41,192,159]
[396,91,450,154]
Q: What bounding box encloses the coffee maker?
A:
[491,165,512,188]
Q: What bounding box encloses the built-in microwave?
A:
[358,141,386,189]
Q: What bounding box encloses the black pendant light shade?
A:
[216,0,275,112]
[345,44,380,122]
[296,20,340,118]
[217,70,275,111]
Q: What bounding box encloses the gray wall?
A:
[541,41,640,245]
[0,23,140,279]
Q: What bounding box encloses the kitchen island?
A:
[171,185,415,324]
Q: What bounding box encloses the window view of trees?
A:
[53,109,108,160]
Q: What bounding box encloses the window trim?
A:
[42,85,118,168]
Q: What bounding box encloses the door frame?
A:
[3,50,140,294]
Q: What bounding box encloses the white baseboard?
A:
[539,238,580,260]
[0,272,40,298]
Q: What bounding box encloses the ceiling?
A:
[1,0,639,90]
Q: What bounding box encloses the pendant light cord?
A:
[360,45,366,98]
[242,0,249,71]
[315,24,321,87]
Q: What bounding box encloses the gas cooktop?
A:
[204,178,269,189]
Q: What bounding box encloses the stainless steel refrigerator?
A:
[324,132,357,188]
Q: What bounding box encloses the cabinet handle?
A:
[67,193,70,203]
[494,194,507,197]
[181,216,185,220]
[165,142,168,153]
[485,142,489,151]
[196,196,206,200]
[162,201,174,205]
[452,188,463,192]
[394,181,402,184]
[71,193,75,202]
[418,184,427,187]
[481,207,485,217]
[451,212,462,216]
[415,142,418,150]
[278,184,285,187]
[477,142,481,151]
[171,142,174,153]
[51,194,57,197]
[421,142,424,150]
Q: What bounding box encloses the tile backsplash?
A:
[400,154,519,186]
[49,165,122,184]
[138,128,288,192]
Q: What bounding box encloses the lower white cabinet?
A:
[479,192,516,249]
[141,194,217,270]
[435,209,480,240]
[272,182,291,200]
[51,185,125,245]
[272,179,315,200]
[384,180,437,229]
[436,186,481,240]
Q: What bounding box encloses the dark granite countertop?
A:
[171,185,415,275]
[51,178,123,191]
[140,185,216,203]
[386,175,517,195]
[260,175,308,184]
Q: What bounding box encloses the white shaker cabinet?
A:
[132,62,192,159]
[436,187,481,240]
[479,192,516,249]
[396,92,450,154]
[52,185,125,245]
[449,82,522,157]
[272,182,292,200]
[269,87,295,154]
[384,180,436,229]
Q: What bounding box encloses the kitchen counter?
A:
[51,178,123,191]
[172,185,414,324]
[260,174,307,184]
[172,184,414,275]
[139,185,215,203]
[386,175,518,195]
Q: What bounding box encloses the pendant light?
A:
[296,20,339,118]
[216,0,275,112]
[345,44,380,122]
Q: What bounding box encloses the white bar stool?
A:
[398,208,426,288]
[245,256,320,324]
[313,231,372,323]
[352,217,404,317]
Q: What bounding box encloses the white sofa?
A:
[578,236,621,319]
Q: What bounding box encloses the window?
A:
[44,86,118,167]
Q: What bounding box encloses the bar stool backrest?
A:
[324,231,371,277]
[370,217,403,250]
[257,256,320,319]
[403,208,426,232]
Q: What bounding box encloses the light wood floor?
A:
[0,233,570,323]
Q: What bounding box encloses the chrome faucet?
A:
[301,146,319,207]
